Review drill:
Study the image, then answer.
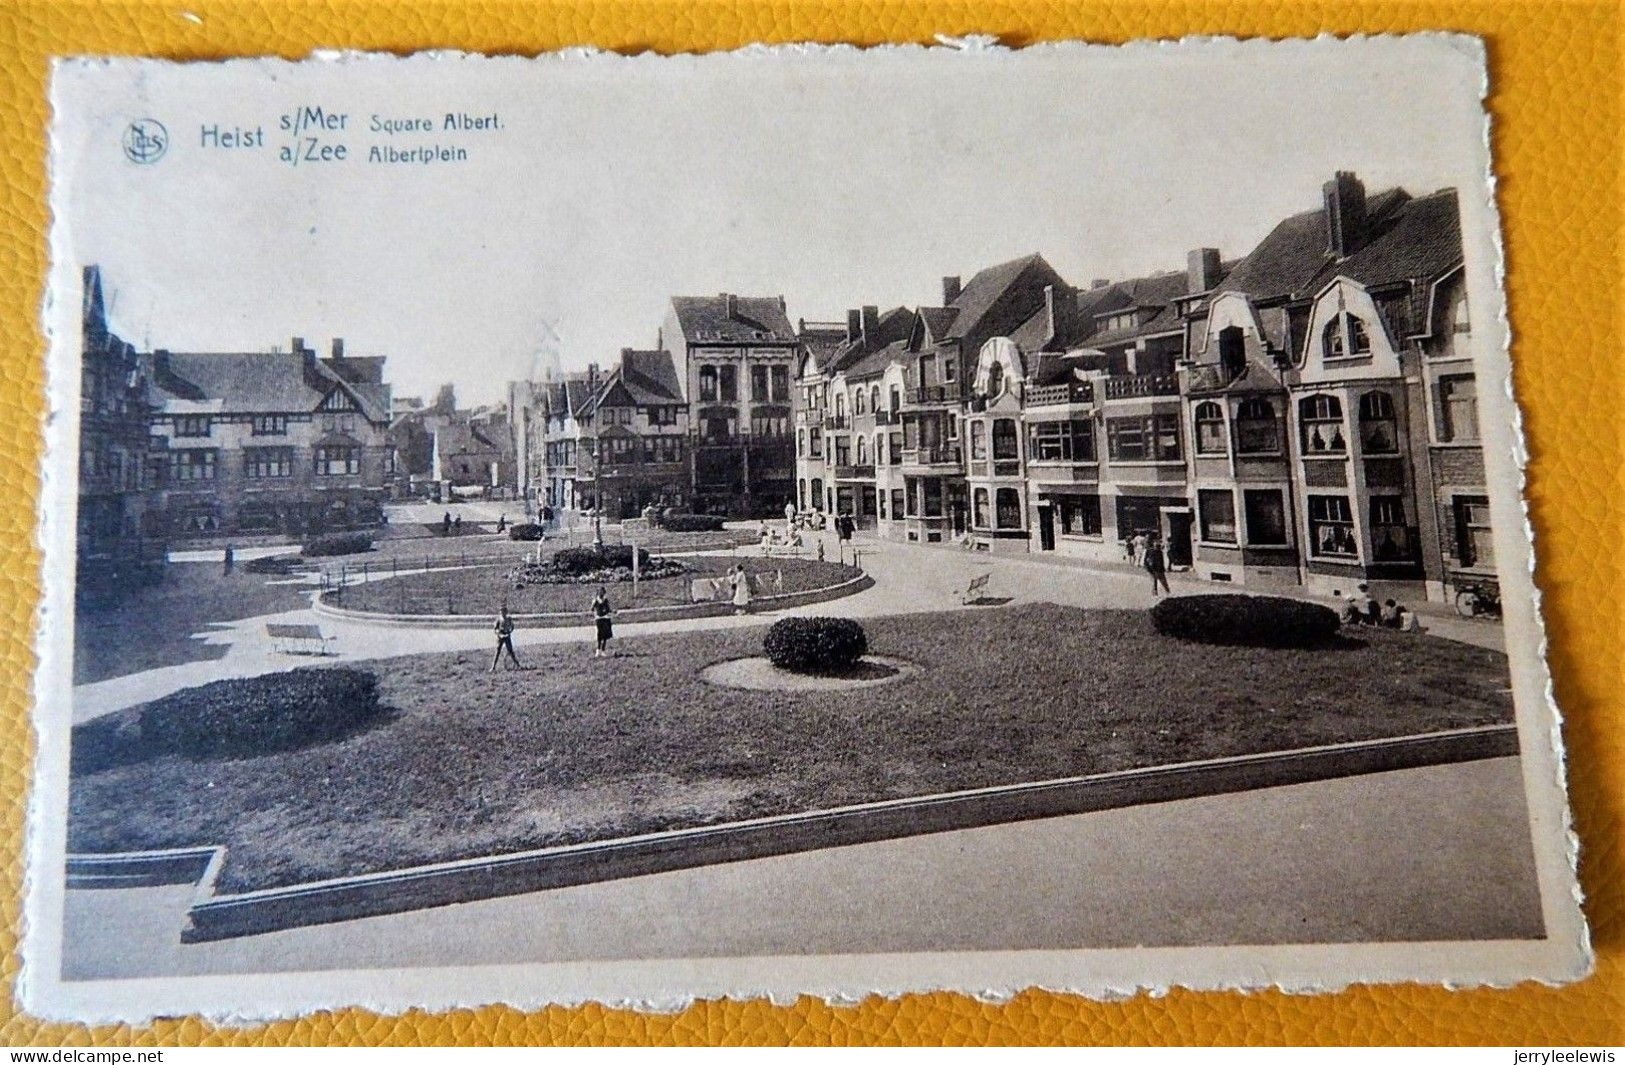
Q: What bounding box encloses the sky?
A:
[52,37,1491,406]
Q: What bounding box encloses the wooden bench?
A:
[960,572,992,604]
[266,622,335,656]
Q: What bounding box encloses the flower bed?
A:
[508,544,689,587]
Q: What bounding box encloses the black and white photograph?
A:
[26,36,1587,1020]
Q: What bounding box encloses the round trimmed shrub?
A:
[301,531,375,557]
[660,512,725,533]
[507,522,545,541]
[136,667,383,761]
[763,616,869,673]
[1150,594,1341,649]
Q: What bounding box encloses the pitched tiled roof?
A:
[798,323,848,375]
[1217,188,1410,301]
[840,338,908,380]
[1328,189,1461,292]
[671,295,796,344]
[946,253,1065,341]
[831,307,914,375]
[618,348,684,404]
[152,351,388,422]
[916,306,959,342]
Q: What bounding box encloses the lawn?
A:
[330,555,860,615]
[314,526,759,568]
[73,563,314,685]
[67,603,1515,893]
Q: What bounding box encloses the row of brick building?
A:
[793,172,1493,603]
[75,265,396,592]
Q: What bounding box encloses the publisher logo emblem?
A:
[122,119,168,164]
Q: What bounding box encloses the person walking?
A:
[731,563,753,615]
[496,512,506,534]
[591,586,615,657]
[442,511,452,536]
[1130,530,1149,566]
[490,606,522,672]
[1144,537,1171,596]
[453,513,463,536]
[222,543,235,576]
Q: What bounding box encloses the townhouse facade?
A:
[660,294,799,517]
[77,265,165,593]
[791,172,1493,604]
[147,336,395,538]
[577,348,691,519]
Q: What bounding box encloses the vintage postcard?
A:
[23,36,1589,1021]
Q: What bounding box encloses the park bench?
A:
[960,571,992,605]
[266,622,335,656]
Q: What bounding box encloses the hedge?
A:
[659,513,725,533]
[552,544,650,574]
[508,523,546,541]
[1149,594,1341,649]
[68,668,385,772]
[301,531,375,557]
[763,616,869,673]
[243,554,303,576]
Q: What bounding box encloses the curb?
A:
[70,724,1518,941]
[312,572,874,629]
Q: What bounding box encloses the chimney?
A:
[1043,284,1077,346]
[330,337,345,359]
[860,305,880,346]
[723,293,738,319]
[846,309,862,343]
[1091,278,1111,290]
[942,276,961,305]
[1323,171,1368,257]
[1186,248,1222,294]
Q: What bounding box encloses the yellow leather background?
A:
[1,0,1619,1046]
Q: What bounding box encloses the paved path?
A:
[61,756,1543,979]
[70,524,1505,722]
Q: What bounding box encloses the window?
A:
[1058,494,1102,537]
[1029,419,1095,462]
[174,415,211,437]
[644,437,682,464]
[797,429,807,456]
[1454,495,1495,571]
[1438,375,1479,442]
[904,479,918,517]
[751,413,789,437]
[834,437,850,466]
[834,393,846,418]
[889,386,900,412]
[1322,317,1345,358]
[1359,391,1399,454]
[890,488,905,520]
[942,357,956,383]
[1243,489,1287,545]
[1299,394,1346,454]
[251,414,287,436]
[809,427,822,457]
[995,488,1022,529]
[648,406,678,426]
[771,366,790,403]
[1217,326,1246,381]
[973,487,990,528]
[889,432,902,464]
[798,478,807,508]
[1369,496,1411,561]
[853,388,866,415]
[1308,494,1357,557]
[874,433,885,466]
[923,479,944,518]
[1194,401,1226,455]
[870,386,881,413]
[314,445,359,476]
[1199,489,1238,543]
[1107,414,1182,461]
[969,420,987,460]
[168,449,217,482]
[986,361,1004,397]
[699,366,718,402]
[243,447,293,479]
[1234,397,1279,454]
[855,437,869,465]
[719,366,738,402]
[751,364,769,401]
[877,491,887,519]
[992,418,1019,461]
[1350,316,1372,354]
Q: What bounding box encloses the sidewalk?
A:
[61,755,1543,978]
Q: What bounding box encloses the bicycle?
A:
[1453,579,1502,619]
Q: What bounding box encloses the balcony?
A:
[873,409,898,426]
[834,463,876,480]
[823,414,851,430]
[1025,380,1095,407]
[1103,373,1181,400]
[899,444,963,469]
[695,434,749,448]
[905,383,964,406]
[1182,363,1235,394]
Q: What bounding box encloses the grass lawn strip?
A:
[331,555,859,616]
[68,603,1514,894]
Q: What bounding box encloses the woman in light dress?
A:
[730,563,753,614]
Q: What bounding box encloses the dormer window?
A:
[1349,316,1372,354]
[1323,312,1372,360]
[986,361,1004,397]
[1322,318,1344,358]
